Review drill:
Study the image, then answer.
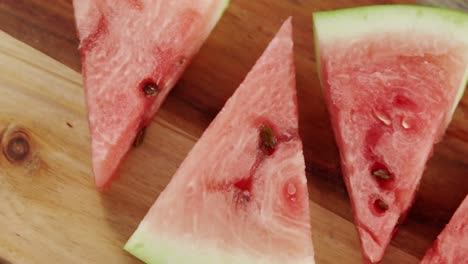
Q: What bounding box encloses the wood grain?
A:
[0,31,418,264]
[418,0,468,12]
[0,0,467,263]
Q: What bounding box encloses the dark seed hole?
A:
[374,198,389,214]
[142,81,161,97]
[371,162,395,190]
[259,125,277,155]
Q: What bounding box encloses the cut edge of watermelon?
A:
[312,5,468,263]
[313,4,468,124]
[76,0,231,190]
[125,222,315,264]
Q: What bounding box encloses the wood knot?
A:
[2,130,31,163]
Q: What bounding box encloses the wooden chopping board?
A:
[0,1,467,263]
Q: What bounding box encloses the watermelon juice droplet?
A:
[283,178,301,204]
[287,183,297,202]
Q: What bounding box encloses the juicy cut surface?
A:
[73,0,227,188]
[320,31,468,262]
[125,19,315,264]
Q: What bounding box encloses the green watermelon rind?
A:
[124,223,315,264]
[212,0,231,30]
[313,5,468,124]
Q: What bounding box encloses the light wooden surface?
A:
[0,30,417,264]
[0,1,467,264]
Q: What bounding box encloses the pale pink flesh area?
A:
[320,32,468,263]
[73,0,226,189]
[139,19,314,261]
[421,195,468,264]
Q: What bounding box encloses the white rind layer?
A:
[313,5,468,124]
[313,5,468,44]
[125,222,316,264]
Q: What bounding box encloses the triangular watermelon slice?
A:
[313,5,468,263]
[125,18,315,264]
[73,0,229,189]
[421,195,468,264]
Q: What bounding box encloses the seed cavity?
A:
[133,127,146,147]
[142,81,161,97]
[259,124,277,155]
[372,169,392,180]
[374,198,389,212]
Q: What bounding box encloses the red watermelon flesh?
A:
[421,195,468,264]
[125,18,315,264]
[314,6,468,263]
[73,0,228,189]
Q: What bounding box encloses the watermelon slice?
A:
[313,5,468,263]
[421,195,468,264]
[125,18,315,264]
[73,0,229,189]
